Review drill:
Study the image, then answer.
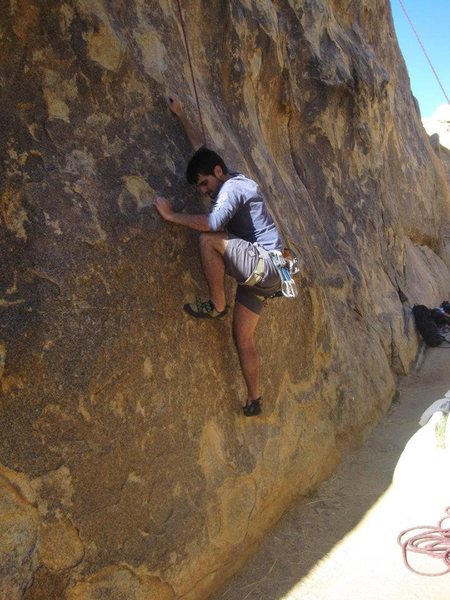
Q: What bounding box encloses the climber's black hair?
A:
[186,147,228,185]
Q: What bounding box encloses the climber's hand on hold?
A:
[167,93,203,151]
[167,95,184,117]
[154,196,174,221]
[153,197,209,231]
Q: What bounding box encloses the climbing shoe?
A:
[183,298,227,319]
[243,398,262,417]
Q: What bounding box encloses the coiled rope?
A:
[398,507,450,576]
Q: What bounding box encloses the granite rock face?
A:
[1,1,450,598]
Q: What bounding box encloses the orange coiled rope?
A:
[398,507,450,576]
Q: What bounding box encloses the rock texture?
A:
[1,1,450,599]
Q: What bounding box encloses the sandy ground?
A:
[211,347,450,600]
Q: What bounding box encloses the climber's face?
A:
[196,174,221,199]
[196,166,228,199]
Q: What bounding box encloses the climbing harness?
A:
[269,249,299,298]
[242,255,265,287]
[240,248,300,298]
[175,0,207,145]
[398,507,450,576]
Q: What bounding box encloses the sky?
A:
[390,0,450,119]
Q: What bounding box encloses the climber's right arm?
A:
[168,96,204,151]
[153,196,210,231]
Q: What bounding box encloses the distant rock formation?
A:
[423,104,450,151]
[423,104,450,186]
[1,1,450,599]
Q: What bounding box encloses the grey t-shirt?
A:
[207,174,283,251]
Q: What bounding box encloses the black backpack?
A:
[412,305,444,347]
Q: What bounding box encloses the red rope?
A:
[398,0,450,105]
[175,0,207,145]
[398,507,450,576]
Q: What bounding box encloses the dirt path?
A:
[211,348,450,600]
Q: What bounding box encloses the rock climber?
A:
[153,96,284,416]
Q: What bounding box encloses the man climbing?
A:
[153,97,284,416]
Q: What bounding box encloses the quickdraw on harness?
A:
[269,249,299,298]
[242,248,300,299]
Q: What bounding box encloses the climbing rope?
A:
[172,2,321,289]
[398,507,450,576]
[175,0,207,145]
[397,0,450,105]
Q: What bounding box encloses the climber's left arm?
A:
[167,96,204,151]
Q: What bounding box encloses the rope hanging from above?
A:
[175,0,207,146]
[398,0,450,105]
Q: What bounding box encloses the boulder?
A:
[1,1,450,598]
